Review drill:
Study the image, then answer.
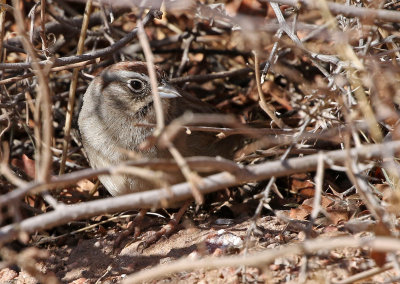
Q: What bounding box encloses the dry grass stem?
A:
[267,0,400,23]
[254,50,285,129]
[59,0,93,175]
[12,0,53,183]
[137,15,165,134]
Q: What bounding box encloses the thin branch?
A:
[122,236,400,283]
[59,0,92,175]
[0,0,7,63]
[0,59,96,85]
[333,262,394,284]
[266,0,400,23]
[0,10,163,70]
[0,156,247,206]
[170,65,254,84]
[12,0,53,183]
[165,141,204,204]
[253,50,285,129]
[137,13,165,134]
[39,0,48,56]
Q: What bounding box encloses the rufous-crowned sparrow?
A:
[78,61,237,196]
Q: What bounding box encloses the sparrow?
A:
[78,61,238,196]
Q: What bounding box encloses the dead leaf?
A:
[302,196,334,209]
[370,250,387,267]
[289,204,312,220]
[290,173,315,195]
[11,154,36,179]
[76,179,96,193]
[327,210,349,225]
[261,81,293,111]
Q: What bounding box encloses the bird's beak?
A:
[157,84,181,99]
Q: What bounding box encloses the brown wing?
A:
[168,88,244,159]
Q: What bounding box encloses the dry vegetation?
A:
[1,0,400,283]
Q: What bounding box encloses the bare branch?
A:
[267,0,400,23]
[0,9,162,70]
[123,236,400,283]
[0,141,399,244]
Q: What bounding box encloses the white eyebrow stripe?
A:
[116,70,150,81]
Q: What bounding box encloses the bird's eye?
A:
[127,79,145,92]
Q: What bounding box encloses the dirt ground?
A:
[1,212,397,283]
